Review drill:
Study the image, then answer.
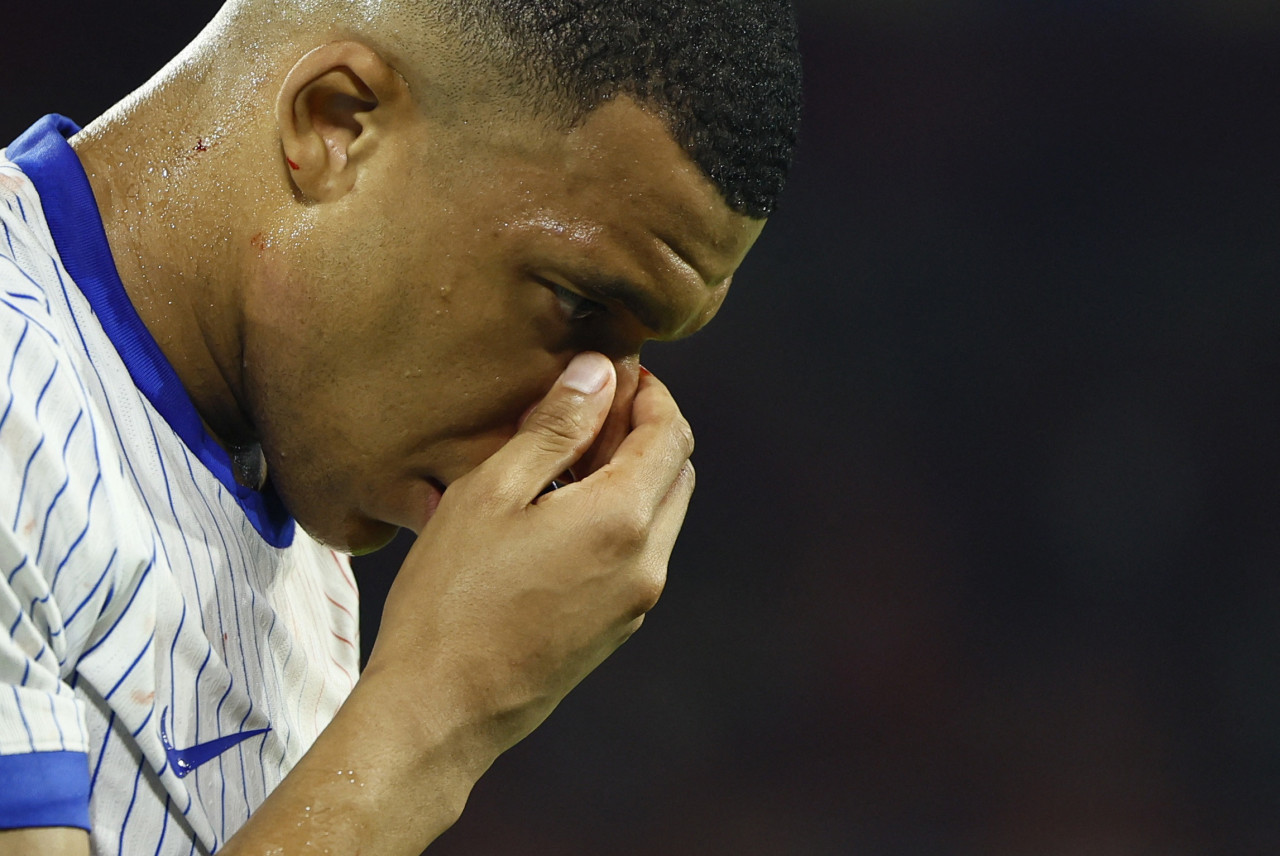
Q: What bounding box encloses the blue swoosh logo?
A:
[160,707,271,778]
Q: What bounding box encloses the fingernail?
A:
[561,353,610,394]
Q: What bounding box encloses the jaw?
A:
[269,449,450,554]
[286,491,403,555]
[343,523,404,556]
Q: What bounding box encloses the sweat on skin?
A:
[0,0,799,853]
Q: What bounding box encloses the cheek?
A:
[245,228,573,444]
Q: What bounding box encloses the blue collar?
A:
[7,115,295,548]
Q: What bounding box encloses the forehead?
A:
[425,97,764,338]
[554,99,761,273]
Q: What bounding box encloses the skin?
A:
[2,18,764,856]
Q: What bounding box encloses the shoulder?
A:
[0,154,104,454]
[0,159,149,615]
[0,158,70,360]
[0,158,63,300]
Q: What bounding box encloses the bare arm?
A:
[0,828,89,856]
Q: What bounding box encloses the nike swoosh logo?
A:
[160,706,271,778]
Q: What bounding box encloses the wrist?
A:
[331,668,499,809]
[218,670,497,856]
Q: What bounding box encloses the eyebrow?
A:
[575,274,682,339]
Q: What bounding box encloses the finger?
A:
[597,461,695,622]
[574,357,641,478]
[638,459,696,587]
[652,460,696,533]
[583,368,694,513]
[464,352,617,507]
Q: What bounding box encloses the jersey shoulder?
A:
[0,157,151,666]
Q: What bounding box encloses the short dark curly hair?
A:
[438,0,802,218]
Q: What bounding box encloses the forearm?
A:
[219,672,496,856]
[0,828,89,856]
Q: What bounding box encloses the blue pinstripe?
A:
[0,291,62,344]
[213,677,234,838]
[50,470,104,590]
[88,709,114,792]
[30,410,84,561]
[61,547,115,631]
[187,646,212,815]
[0,254,53,313]
[78,555,155,662]
[158,601,187,782]
[118,758,145,856]
[33,471,75,568]
[105,633,154,700]
[11,685,36,751]
[6,555,28,586]
[26,588,57,640]
[0,318,30,434]
[47,693,66,750]
[256,611,279,777]
[153,794,171,856]
[130,701,155,738]
[10,362,59,530]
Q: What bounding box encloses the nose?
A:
[516,353,640,429]
[610,354,641,410]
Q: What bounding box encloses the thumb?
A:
[467,352,617,507]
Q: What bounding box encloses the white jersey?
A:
[0,115,360,854]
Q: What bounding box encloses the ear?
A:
[276,41,411,202]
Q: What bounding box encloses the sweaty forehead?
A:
[554,98,763,282]
[412,94,764,338]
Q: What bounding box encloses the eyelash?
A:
[550,282,608,323]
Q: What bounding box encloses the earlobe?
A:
[276,41,408,202]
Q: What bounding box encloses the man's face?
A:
[240,97,764,552]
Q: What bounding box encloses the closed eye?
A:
[548,281,609,323]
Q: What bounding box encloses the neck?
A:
[70,55,270,452]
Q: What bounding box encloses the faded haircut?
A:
[426,0,803,218]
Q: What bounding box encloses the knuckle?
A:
[526,401,587,443]
[629,574,665,615]
[669,416,695,459]
[680,461,696,494]
[597,507,649,555]
[473,480,519,515]
[448,471,512,516]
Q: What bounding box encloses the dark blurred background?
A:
[6,1,1280,852]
